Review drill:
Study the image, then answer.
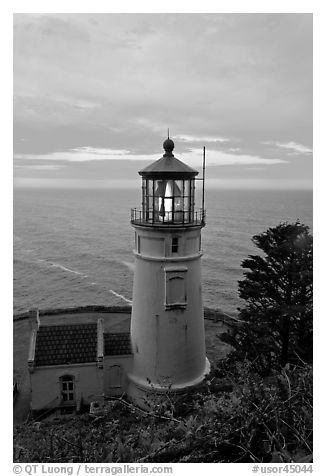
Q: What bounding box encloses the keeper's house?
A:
[28,314,133,414]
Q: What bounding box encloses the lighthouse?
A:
[128,137,210,405]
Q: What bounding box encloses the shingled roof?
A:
[104,332,132,356]
[34,323,98,367]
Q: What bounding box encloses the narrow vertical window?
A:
[172,237,179,253]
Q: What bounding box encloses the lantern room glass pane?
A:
[142,178,195,224]
[154,180,173,222]
[184,179,191,223]
[184,180,190,197]
[174,180,183,223]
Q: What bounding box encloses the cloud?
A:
[14,14,312,144]
[14,164,65,171]
[13,13,312,188]
[15,146,287,168]
[263,141,312,155]
[179,148,287,167]
[14,148,131,163]
[275,141,312,154]
[13,177,140,189]
[174,134,229,143]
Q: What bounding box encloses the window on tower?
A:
[164,267,187,309]
[172,237,179,253]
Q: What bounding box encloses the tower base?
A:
[127,358,211,410]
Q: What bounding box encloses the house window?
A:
[60,375,75,403]
[165,267,187,309]
[172,237,179,253]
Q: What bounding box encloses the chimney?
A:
[28,308,40,332]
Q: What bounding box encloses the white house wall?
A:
[103,355,133,396]
[29,363,103,411]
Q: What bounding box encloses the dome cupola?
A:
[162,137,175,156]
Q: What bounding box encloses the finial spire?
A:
[163,134,175,156]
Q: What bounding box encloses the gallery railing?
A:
[131,208,206,226]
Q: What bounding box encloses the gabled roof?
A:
[104,332,132,356]
[34,323,97,367]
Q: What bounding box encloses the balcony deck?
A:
[130,208,205,227]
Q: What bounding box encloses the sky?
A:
[13,13,313,189]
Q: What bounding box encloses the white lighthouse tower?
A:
[128,137,210,405]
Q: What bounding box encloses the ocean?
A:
[13,188,312,317]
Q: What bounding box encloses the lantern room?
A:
[131,138,205,226]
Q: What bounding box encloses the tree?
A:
[236,221,312,372]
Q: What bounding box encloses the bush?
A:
[14,360,312,463]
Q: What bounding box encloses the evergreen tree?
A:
[236,221,312,372]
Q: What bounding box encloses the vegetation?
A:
[225,221,313,375]
[13,221,313,463]
[13,361,312,463]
